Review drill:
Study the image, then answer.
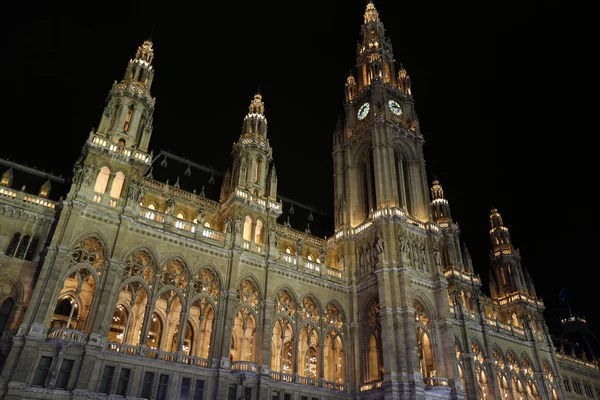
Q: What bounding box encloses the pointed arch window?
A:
[243,216,253,241]
[254,220,264,244]
[109,171,125,199]
[5,233,40,261]
[365,299,383,382]
[94,166,111,194]
[5,233,20,257]
[50,268,96,332]
[24,236,39,261]
[123,104,134,132]
[14,235,30,259]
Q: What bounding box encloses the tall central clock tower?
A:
[335,3,461,398]
[334,2,430,229]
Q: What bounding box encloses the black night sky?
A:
[1,2,596,338]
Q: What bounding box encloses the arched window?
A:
[365,299,383,382]
[24,236,40,261]
[5,233,20,257]
[415,300,435,382]
[144,203,156,219]
[243,216,253,241]
[175,212,186,229]
[254,220,263,244]
[0,297,15,333]
[324,331,344,384]
[231,279,260,364]
[271,318,294,375]
[147,313,162,350]
[394,149,407,209]
[14,235,30,259]
[110,102,121,130]
[298,324,319,379]
[307,254,313,261]
[123,104,134,132]
[109,171,125,199]
[203,221,211,229]
[50,270,96,331]
[188,297,215,359]
[94,166,111,194]
[108,304,128,343]
[359,152,376,220]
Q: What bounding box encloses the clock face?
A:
[388,99,403,116]
[357,102,370,120]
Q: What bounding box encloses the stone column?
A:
[259,300,274,375]
[89,261,122,347]
[21,248,70,338]
[214,290,238,369]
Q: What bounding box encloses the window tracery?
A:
[160,259,189,290]
[275,289,296,317]
[70,236,106,273]
[192,268,220,298]
[123,249,156,283]
[324,302,344,329]
[300,296,320,324]
[237,279,260,309]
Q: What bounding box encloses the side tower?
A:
[487,209,545,333]
[335,3,461,399]
[219,92,281,249]
[0,40,156,390]
[69,40,155,207]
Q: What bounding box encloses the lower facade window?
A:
[32,356,53,387]
[99,365,116,394]
[55,359,74,389]
[180,377,191,400]
[156,374,169,400]
[140,371,155,399]
[115,368,131,396]
[194,379,205,400]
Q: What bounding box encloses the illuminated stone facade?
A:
[0,2,599,400]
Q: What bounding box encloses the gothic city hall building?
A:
[0,3,598,400]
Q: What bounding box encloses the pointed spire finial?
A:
[364,1,380,23]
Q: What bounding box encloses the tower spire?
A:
[95,40,156,152]
[430,179,452,223]
[354,1,396,89]
[223,93,275,199]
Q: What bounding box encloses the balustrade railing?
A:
[46,328,86,343]
[107,342,140,356]
[304,260,321,272]
[91,133,151,164]
[181,354,209,367]
[360,379,383,392]
[231,361,258,373]
[324,381,346,391]
[326,267,343,279]
[270,371,294,382]
[280,253,297,265]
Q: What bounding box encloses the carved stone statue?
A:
[136,185,146,203]
[339,256,345,270]
[376,235,384,254]
[319,248,326,263]
[420,244,427,269]
[128,181,139,201]
[433,248,441,267]
[83,165,96,186]
[225,217,232,233]
[196,208,206,224]
[234,216,242,234]
[166,197,175,215]
[399,236,410,254]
